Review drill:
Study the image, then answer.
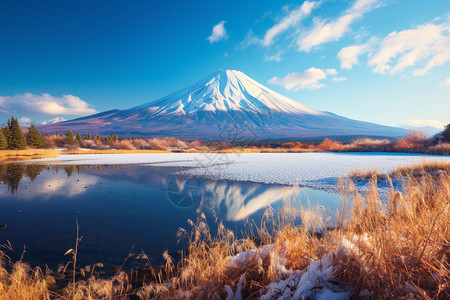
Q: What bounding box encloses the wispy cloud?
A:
[0,93,98,116]
[207,21,228,44]
[268,67,343,90]
[297,0,382,52]
[264,51,283,62]
[338,43,371,69]
[262,1,319,46]
[396,119,447,129]
[439,77,450,86]
[332,76,347,82]
[369,19,450,76]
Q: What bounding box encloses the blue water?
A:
[0,164,340,271]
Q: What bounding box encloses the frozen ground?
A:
[25,152,450,192]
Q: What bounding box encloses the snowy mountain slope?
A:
[38,69,407,140]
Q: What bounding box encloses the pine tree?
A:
[27,125,47,148]
[0,128,8,150]
[2,126,11,145]
[66,130,75,145]
[443,124,450,142]
[94,133,100,141]
[86,133,92,140]
[76,132,83,146]
[8,117,26,149]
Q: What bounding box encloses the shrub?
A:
[147,139,168,150]
[190,140,207,150]
[404,130,430,148]
[425,142,450,155]
[317,138,343,151]
[349,138,391,151]
[113,139,136,150]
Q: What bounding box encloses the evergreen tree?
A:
[0,128,8,150]
[27,125,47,148]
[66,130,75,145]
[8,117,26,149]
[443,124,450,142]
[94,133,100,141]
[76,132,83,146]
[2,126,11,145]
[86,132,92,140]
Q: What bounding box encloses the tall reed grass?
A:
[0,163,448,299]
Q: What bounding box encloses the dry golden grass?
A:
[392,160,450,176]
[138,167,450,299]
[0,164,449,299]
[64,147,318,154]
[63,149,172,155]
[0,149,59,163]
[348,161,450,181]
[0,249,50,300]
[426,143,450,155]
[348,168,382,180]
[215,147,316,153]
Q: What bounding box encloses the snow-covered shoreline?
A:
[24,152,450,191]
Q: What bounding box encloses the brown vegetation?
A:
[0,150,59,163]
[0,163,448,299]
[3,127,447,155]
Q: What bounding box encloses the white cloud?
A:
[332,76,347,82]
[369,19,450,76]
[0,93,98,116]
[297,0,382,52]
[268,67,344,90]
[325,68,338,75]
[264,51,283,62]
[239,29,260,49]
[262,1,319,46]
[207,21,228,44]
[439,77,450,86]
[41,116,67,125]
[337,43,370,69]
[396,119,447,129]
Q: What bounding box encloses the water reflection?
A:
[0,164,340,269]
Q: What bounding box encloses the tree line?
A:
[0,116,118,150]
[1,115,450,151]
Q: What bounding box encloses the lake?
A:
[2,152,449,271]
[0,164,340,271]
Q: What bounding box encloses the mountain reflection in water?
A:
[0,164,340,269]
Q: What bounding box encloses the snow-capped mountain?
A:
[38,69,406,140]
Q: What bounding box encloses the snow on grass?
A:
[261,251,350,299]
[25,152,450,191]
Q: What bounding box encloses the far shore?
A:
[1,144,449,164]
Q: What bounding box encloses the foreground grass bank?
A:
[0,163,449,299]
[0,150,60,164]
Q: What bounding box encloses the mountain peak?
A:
[132,69,324,117]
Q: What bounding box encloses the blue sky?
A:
[0,0,449,130]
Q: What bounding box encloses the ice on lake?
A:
[28,152,450,190]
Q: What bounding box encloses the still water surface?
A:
[0,164,340,270]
